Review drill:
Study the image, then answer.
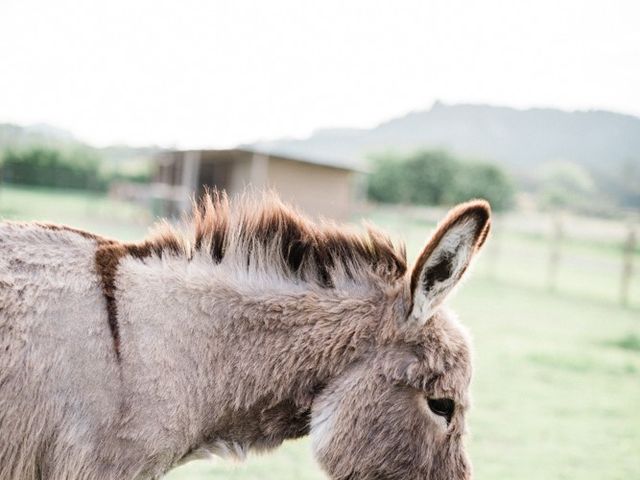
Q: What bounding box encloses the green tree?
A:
[1,146,106,190]
[402,150,460,205]
[367,149,515,211]
[367,153,406,203]
[452,162,515,211]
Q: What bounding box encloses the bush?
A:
[1,146,107,191]
[367,153,407,204]
[452,161,515,211]
[403,151,460,205]
[367,150,515,211]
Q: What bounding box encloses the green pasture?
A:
[0,184,150,240]
[1,185,638,480]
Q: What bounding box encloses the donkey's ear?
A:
[408,200,491,324]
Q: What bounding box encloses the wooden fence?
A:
[362,204,639,308]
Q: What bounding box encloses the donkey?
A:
[0,192,490,480]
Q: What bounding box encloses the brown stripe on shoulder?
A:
[94,235,182,361]
[32,221,183,360]
[95,243,128,360]
[36,223,129,359]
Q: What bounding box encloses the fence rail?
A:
[361,204,640,309]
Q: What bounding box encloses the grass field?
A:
[1,185,638,480]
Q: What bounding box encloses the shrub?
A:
[367,149,515,211]
[1,146,107,191]
[452,161,515,211]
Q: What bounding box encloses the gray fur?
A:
[0,194,490,479]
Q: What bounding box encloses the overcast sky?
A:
[1,0,639,147]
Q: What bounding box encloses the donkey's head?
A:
[311,201,491,480]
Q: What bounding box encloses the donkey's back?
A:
[0,222,122,479]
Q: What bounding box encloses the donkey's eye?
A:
[427,398,455,422]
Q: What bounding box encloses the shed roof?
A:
[159,147,360,172]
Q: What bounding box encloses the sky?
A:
[1,0,639,148]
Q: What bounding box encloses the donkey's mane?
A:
[148,192,407,289]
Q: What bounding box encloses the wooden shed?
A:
[154,148,357,220]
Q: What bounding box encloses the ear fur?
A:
[408,200,491,324]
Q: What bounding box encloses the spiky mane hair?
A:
[148,191,407,290]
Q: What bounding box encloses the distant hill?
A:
[250,102,640,176]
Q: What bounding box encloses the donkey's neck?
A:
[113,251,398,462]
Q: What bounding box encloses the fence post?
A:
[547,213,564,292]
[621,226,637,307]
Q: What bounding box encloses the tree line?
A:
[0,146,149,191]
[2,146,516,212]
[367,150,515,211]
